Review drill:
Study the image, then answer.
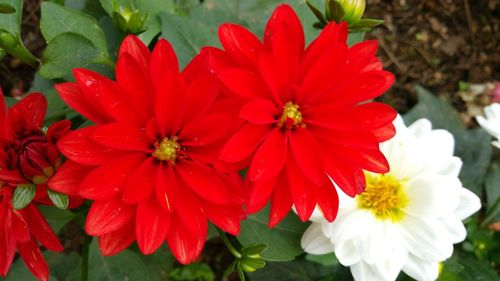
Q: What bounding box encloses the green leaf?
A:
[404,86,464,135]
[325,0,344,22]
[0,3,15,13]
[305,0,326,24]
[38,205,78,233]
[248,259,349,281]
[12,183,36,210]
[305,253,339,267]
[169,262,215,281]
[485,159,500,210]
[140,248,175,281]
[347,32,365,46]
[40,2,108,54]
[237,206,309,261]
[0,0,21,36]
[349,18,384,31]
[85,239,151,281]
[438,253,499,281]
[47,189,69,209]
[159,13,218,68]
[455,128,492,196]
[39,33,106,79]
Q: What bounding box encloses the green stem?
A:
[0,42,38,67]
[81,235,91,281]
[217,228,241,259]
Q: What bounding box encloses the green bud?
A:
[337,0,366,25]
[0,29,18,49]
[12,184,36,210]
[111,2,148,35]
[240,257,266,272]
[241,243,268,258]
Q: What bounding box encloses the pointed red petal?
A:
[0,91,6,139]
[323,155,365,197]
[180,112,231,146]
[183,73,219,122]
[123,158,157,204]
[136,197,170,255]
[91,123,151,151]
[219,68,271,99]
[246,178,276,214]
[315,181,339,222]
[174,178,208,238]
[176,160,231,204]
[220,123,271,163]
[86,197,135,236]
[98,221,135,256]
[155,165,177,213]
[218,23,261,68]
[289,128,325,186]
[119,35,151,73]
[17,239,49,281]
[203,202,243,235]
[79,153,145,200]
[48,160,93,196]
[248,128,287,182]
[23,204,63,252]
[239,99,278,125]
[268,172,293,228]
[166,215,206,265]
[286,153,316,222]
[8,93,47,128]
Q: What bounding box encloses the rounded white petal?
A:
[399,216,453,261]
[439,214,467,243]
[351,261,385,281]
[404,175,457,218]
[301,223,335,255]
[329,210,374,243]
[335,240,362,266]
[402,254,439,281]
[408,118,433,138]
[455,187,481,220]
[371,241,408,281]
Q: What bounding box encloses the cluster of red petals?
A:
[0,92,75,281]
[53,36,245,264]
[207,4,397,226]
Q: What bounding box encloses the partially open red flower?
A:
[53,35,245,264]
[209,4,397,227]
[0,92,73,281]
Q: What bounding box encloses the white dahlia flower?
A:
[476,103,500,148]
[301,117,481,281]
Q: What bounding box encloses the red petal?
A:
[323,154,365,197]
[180,112,231,146]
[155,165,177,213]
[219,68,271,99]
[8,93,47,128]
[166,215,206,265]
[48,160,93,196]
[340,146,390,173]
[54,82,109,124]
[315,181,339,222]
[86,197,135,236]
[174,178,208,239]
[203,202,243,235]
[136,197,170,255]
[116,53,154,116]
[372,122,396,142]
[17,239,49,281]
[0,92,6,139]
[268,172,293,228]
[286,153,316,222]
[98,221,135,256]
[11,210,30,243]
[91,123,151,151]
[218,23,261,69]
[79,153,145,200]
[119,35,151,73]
[57,127,123,166]
[23,204,63,252]
[123,158,157,204]
[347,40,379,72]
[220,123,271,163]
[176,160,231,204]
[239,99,278,125]
[246,178,276,214]
[183,73,219,122]
[289,128,325,186]
[0,169,27,185]
[248,128,287,182]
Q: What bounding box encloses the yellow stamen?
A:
[357,173,408,222]
[152,137,180,164]
[278,102,304,128]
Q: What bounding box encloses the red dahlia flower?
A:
[52,35,245,264]
[0,92,74,281]
[210,4,397,227]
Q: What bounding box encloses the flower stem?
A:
[217,228,241,259]
[81,235,91,281]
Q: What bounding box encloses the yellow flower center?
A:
[357,173,408,222]
[152,137,180,164]
[278,102,304,129]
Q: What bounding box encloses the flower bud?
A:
[337,0,366,25]
[112,4,148,35]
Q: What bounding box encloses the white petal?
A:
[351,261,385,281]
[492,140,500,149]
[301,223,335,255]
[408,119,432,138]
[476,115,500,138]
[404,175,456,217]
[436,157,462,178]
[439,214,467,244]
[355,220,387,263]
[335,240,361,266]
[372,241,408,281]
[399,216,454,261]
[455,187,481,220]
[329,210,374,243]
[308,207,328,223]
[402,254,439,281]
